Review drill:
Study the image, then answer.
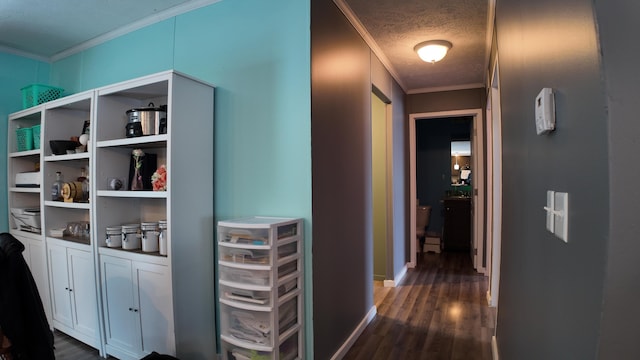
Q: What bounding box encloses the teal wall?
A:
[4,0,312,357]
[0,52,50,231]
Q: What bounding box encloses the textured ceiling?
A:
[342,0,490,93]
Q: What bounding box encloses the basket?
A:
[21,84,64,109]
[32,124,41,149]
[16,127,34,152]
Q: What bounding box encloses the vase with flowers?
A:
[131,149,145,190]
[151,165,167,191]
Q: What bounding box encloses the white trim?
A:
[488,56,502,308]
[473,106,486,274]
[407,83,484,95]
[409,117,418,268]
[409,109,484,269]
[0,45,51,63]
[383,264,408,288]
[50,0,223,62]
[333,0,407,92]
[483,0,497,86]
[383,279,396,288]
[492,335,500,360]
[330,306,377,360]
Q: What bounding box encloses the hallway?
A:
[343,252,495,360]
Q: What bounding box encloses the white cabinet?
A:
[217,217,304,360]
[6,70,215,359]
[14,233,52,325]
[100,255,173,360]
[93,71,215,359]
[47,240,99,348]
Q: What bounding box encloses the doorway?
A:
[409,109,485,271]
[372,91,390,281]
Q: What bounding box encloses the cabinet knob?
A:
[129,307,133,311]
[69,288,73,292]
[65,287,69,291]
[134,309,139,312]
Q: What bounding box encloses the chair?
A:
[416,205,431,254]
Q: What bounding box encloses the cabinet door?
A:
[68,248,98,339]
[24,239,52,325]
[134,262,174,356]
[101,255,140,354]
[48,243,72,327]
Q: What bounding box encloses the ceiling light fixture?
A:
[414,40,452,63]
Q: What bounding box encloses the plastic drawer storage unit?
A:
[217,217,304,360]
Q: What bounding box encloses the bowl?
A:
[50,140,80,155]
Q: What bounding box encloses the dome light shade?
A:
[414,40,452,63]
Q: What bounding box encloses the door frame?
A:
[409,108,485,272]
[371,90,394,284]
[487,56,502,307]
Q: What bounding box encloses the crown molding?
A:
[0,45,51,63]
[51,0,222,62]
[407,83,484,95]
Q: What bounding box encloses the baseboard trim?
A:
[330,306,377,360]
[383,279,396,287]
[383,264,408,287]
[492,335,499,360]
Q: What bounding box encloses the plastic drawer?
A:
[277,241,297,259]
[221,333,300,360]
[221,277,298,307]
[219,226,270,245]
[220,265,270,286]
[220,246,270,265]
[220,284,271,306]
[221,299,298,347]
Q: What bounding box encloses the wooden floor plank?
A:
[344,252,495,360]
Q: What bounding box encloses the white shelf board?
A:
[44,152,91,161]
[44,200,91,209]
[9,149,41,158]
[96,134,168,148]
[97,190,168,198]
[9,187,41,193]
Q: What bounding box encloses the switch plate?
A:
[554,192,568,242]
[543,190,568,242]
[545,191,555,232]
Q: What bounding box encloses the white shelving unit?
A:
[217,217,304,360]
[40,90,98,349]
[7,107,52,325]
[6,70,215,360]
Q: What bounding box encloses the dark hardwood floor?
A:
[343,251,495,360]
[52,252,494,360]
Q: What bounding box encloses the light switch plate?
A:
[554,192,568,242]
[546,190,555,232]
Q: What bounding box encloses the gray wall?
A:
[311,1,407,358]
[407,88,485,114]
[311,1,373,359]
[594,0,640,358]
[494,0,609,358]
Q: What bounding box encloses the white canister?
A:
[105,226,122,248]
[141,222,159,253]
[121,224,141,250]
[158,220,168,255]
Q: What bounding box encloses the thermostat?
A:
[535,88,555,135]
